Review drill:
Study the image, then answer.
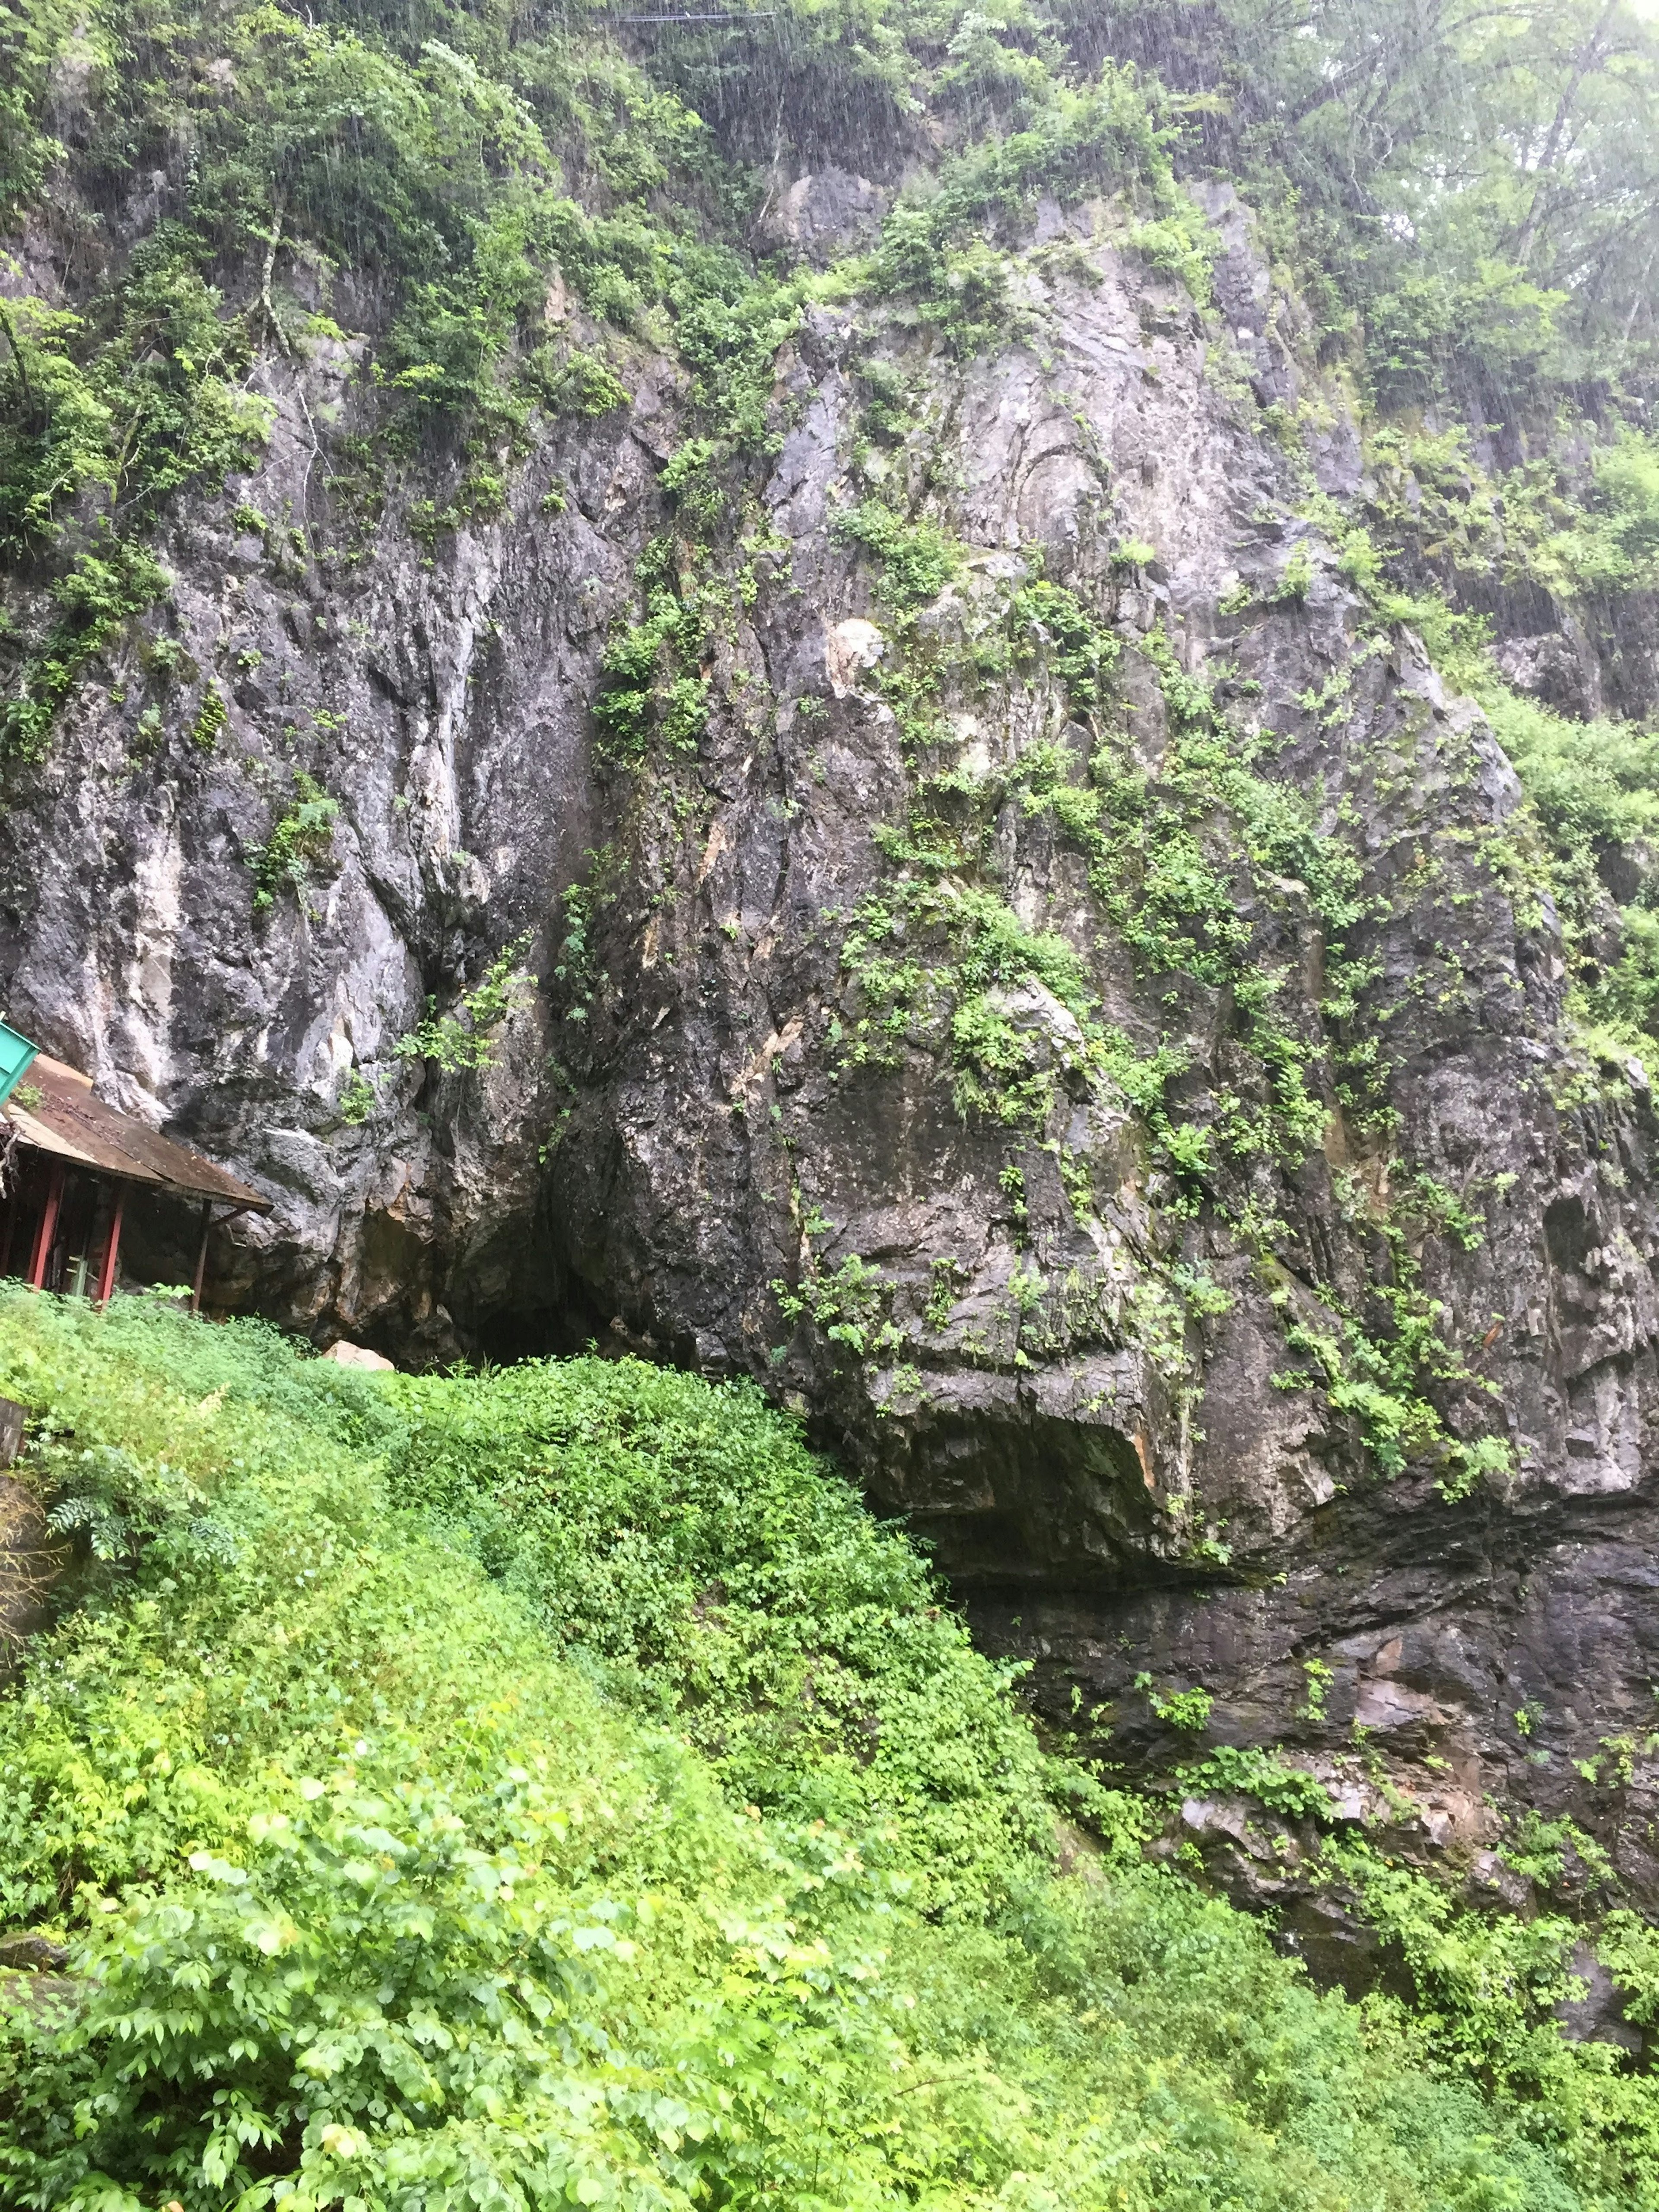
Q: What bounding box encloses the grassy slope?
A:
[0,1290,1625,2209]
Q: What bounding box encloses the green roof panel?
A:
[0,1021,39,1108]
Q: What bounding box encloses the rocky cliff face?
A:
[5,175,1659,1928]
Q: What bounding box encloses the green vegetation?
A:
[862,66,1215,350]
[247,771,339,913]
[1177,1743,1337,1823]
[1467,681,1659,1068]
[335,1067,376,1124]
[5,11,1659,2185]
[394,931,537,1074]
[594,536,713,766]
[389,1352,1071,1910]
[0,255,269,757]
[1135,1673,1214,1733]
[189,679,229,753]
[3,1292,1659,2206]
[1096,0,1659,410]
[831,503,962,612]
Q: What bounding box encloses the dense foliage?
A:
[0,1292,1655,2207]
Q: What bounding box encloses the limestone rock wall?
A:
[5,184,1659,1908]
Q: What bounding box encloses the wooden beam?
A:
[190,1200,256,1315]
[190,1198,211,1314]
[95,1183,125,1309]
[26,1162,64,1292]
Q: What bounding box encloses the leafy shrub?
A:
[189,680,228,752]
[1137,1675,1214,1732]
[832,499,961,610]
[0,251,273,757]
[1592,430,1659,583]
[247,771,339,912]
[1179,1742,1338,1821]
[384,1353,1074,1913]
[0,1292,1627,2210]
[594,537,711,763]
[1011,578,1120,713]
[393,931,537,1073]
[525,345,632,420]
[870,67,1214,343]
[335,1068,376,1124]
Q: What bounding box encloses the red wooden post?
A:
[27,1161,64,1291]
[191,1199,212,1313]
[95,1182,125,1308]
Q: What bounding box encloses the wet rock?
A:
[1494,628,1602,718]
[757,170,887,265]
[1554,1941,1646,2057]
[0,1932,70,1971]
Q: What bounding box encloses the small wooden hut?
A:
[0,1051,270,1308]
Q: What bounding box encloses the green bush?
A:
[0,1293,1629,2209]
[594,537,712,763]
[384,1353,1074,1914]
[831,500,961,610]
[392,931,537,1073]
[247,771,340,912]
[869,67,1214,344]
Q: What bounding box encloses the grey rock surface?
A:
[756,168,888,265]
